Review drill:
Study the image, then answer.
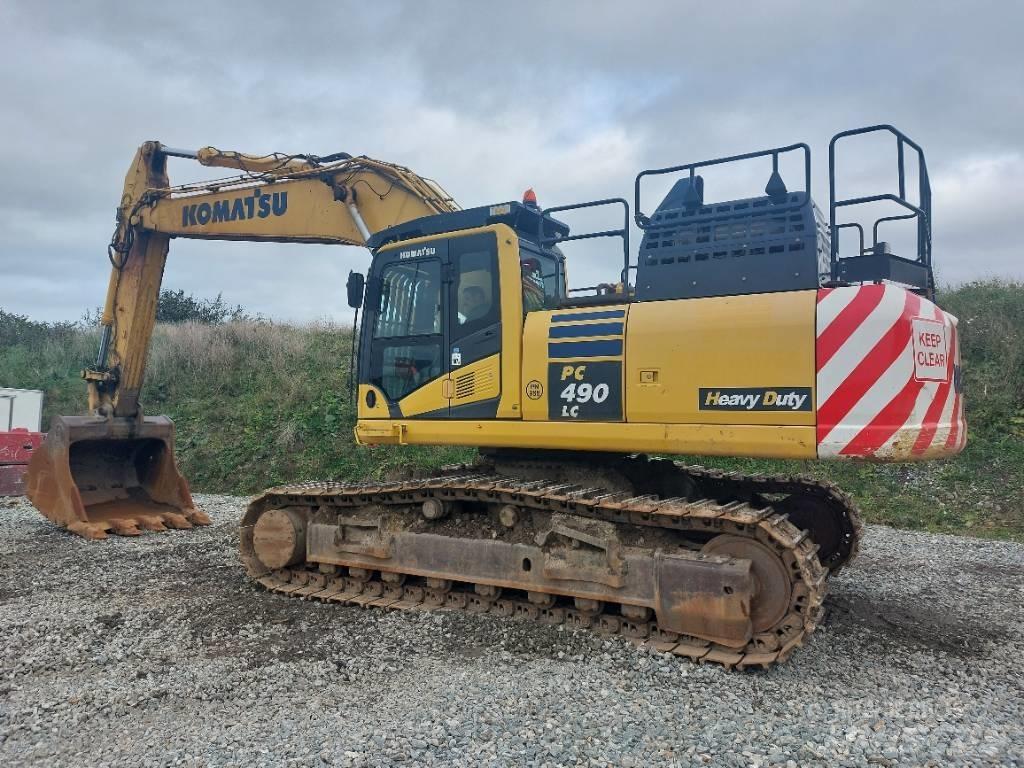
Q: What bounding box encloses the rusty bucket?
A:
[25,414,210,539]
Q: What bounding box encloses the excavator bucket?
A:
[25,415,210,540]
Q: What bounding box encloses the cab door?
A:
[363,242,449,418]
[446,232,503,418]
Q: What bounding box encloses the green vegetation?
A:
[1,280,1021,540]
[154,288,251,324]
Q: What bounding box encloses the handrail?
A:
[634,142,811,229]
[835,223,865,258]
[872,212,918,248]
[541,198,631,286]
[829,124,932,288]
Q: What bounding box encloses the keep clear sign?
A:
[911,317,949,382]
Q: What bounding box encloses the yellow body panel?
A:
[520,311,549,421]
[493,228,525,418]
[356,419,816,459]
[626,291,817,426]
[521,306,629,421]
[450,353,502,409]
[396,375,451,418]
[394,353,503,418]
[360,285,818,457]
[357,384,391,419]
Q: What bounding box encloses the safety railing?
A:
[540,198,632,293]
[829,124,933,295]
[634,142,812,229]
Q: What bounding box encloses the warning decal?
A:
[911,317,949,382]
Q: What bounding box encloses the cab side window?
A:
[520,252,563,312]
[453,248,499,339]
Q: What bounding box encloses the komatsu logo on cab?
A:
[699,387,812,411]
[398,246,436,260]
[181,189,288,227]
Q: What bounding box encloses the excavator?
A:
[26,125,965,668]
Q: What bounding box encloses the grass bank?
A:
[2,280,1021,540]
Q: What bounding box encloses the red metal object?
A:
[0,429,44,496]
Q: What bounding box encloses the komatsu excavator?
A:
[27,126,965,668]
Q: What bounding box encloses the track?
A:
[240,457,861,670]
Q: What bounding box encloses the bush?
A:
[155,289,248,324]
[937,280,1024,437]
[0,310,80,349]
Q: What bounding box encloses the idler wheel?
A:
[252,508,307,570]
[702,534,791,633]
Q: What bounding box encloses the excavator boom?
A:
[27,141,457,538]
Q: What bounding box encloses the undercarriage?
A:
[240,453,861,669]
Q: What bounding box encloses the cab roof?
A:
[367,201,570,251]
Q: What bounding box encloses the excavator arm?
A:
[93,142,455,417]
[27,141,458,538]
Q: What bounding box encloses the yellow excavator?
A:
[27,126,965,668]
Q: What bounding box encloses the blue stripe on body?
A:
[548,339,623,359]
[548,321,623,339]
[550,309,626,323]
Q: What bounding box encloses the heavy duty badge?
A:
[699,387,813,411]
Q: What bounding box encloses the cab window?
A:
[375,260,442,338]
[453,247,499,339]
[520,251,563,312]
[372,260,443,400]
[376,343,443,402]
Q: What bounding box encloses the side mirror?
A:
[346,271,365,309]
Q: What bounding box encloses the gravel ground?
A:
[1,494,1022,768]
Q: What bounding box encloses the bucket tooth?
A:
[160,513,193,530]
[67,521,111,540]
[25,414,204,540]
[186,508,212,526]
[109,518,143,536]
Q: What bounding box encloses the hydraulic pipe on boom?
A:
[26,141,458,538]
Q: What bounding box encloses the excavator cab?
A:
[351,201,569,421]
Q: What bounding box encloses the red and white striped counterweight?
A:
[816,285,965,461]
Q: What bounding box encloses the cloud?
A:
[931,153,1024,285]
[0,0,1021,322]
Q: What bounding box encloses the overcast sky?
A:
[1,1,1021,323]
